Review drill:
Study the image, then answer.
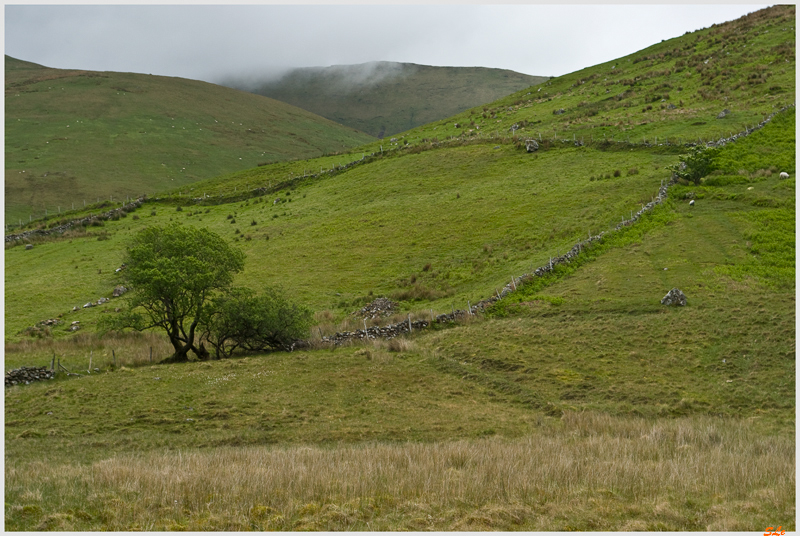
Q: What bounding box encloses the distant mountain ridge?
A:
[224,62,549,138]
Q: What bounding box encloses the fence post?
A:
[408,314,412,333]
[150,347,153,363]
[112,349,116,367]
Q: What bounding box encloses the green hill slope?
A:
[228,62,548,138]
[4,56,375,225]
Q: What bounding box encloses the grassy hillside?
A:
[5,56,375,226]
[5,5,795,531]
[228,62,548,138]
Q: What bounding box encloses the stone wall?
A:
[5,197,146,244]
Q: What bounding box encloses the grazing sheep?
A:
[689,199,695,206]
[779,171,789,179]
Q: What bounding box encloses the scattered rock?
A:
[525,138,539,152]
[661,288,687,306]
[25,244,33,250]
[553,108,566,115]
[717,109,731,119]
[352,297,398,319]
[113,285,128,297]
[83,302,93,308]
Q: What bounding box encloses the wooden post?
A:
[112,349,116,367]
[468,301,472,315]
[150,347,153,363]
[511,277,516,291]
[408,314,412,333]
[51,352,55,372]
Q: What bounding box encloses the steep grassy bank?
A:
[5,142,678,341]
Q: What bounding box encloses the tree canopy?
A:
[112,224,246,362]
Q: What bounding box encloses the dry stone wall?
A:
[5,197,146,244]
[6,366,54,387]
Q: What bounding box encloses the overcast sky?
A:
[5,3,769,84]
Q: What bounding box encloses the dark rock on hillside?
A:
[525,139,539,152]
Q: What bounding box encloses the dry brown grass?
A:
[5,412,794,531]
[5,331,174,370]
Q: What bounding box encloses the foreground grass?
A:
[5,412,793,531]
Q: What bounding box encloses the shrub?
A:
[176,206,183,212]
[200,287,313,357]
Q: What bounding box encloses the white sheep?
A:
[689,200,695,206]
[779,171,789,179]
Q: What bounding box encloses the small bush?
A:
[614,170,621,177]
[176,206,183,212]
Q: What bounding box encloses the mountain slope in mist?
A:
[226,62,548,138]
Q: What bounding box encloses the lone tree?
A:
[112,224,245,362]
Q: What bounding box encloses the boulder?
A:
[525,139,539,152]
[25,244,33,250]
[661,288,687,306]
[112,285,128,297]
[717,109,731,119]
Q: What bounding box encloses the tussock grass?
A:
[5,412,793,530]
[5,331,174,371]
